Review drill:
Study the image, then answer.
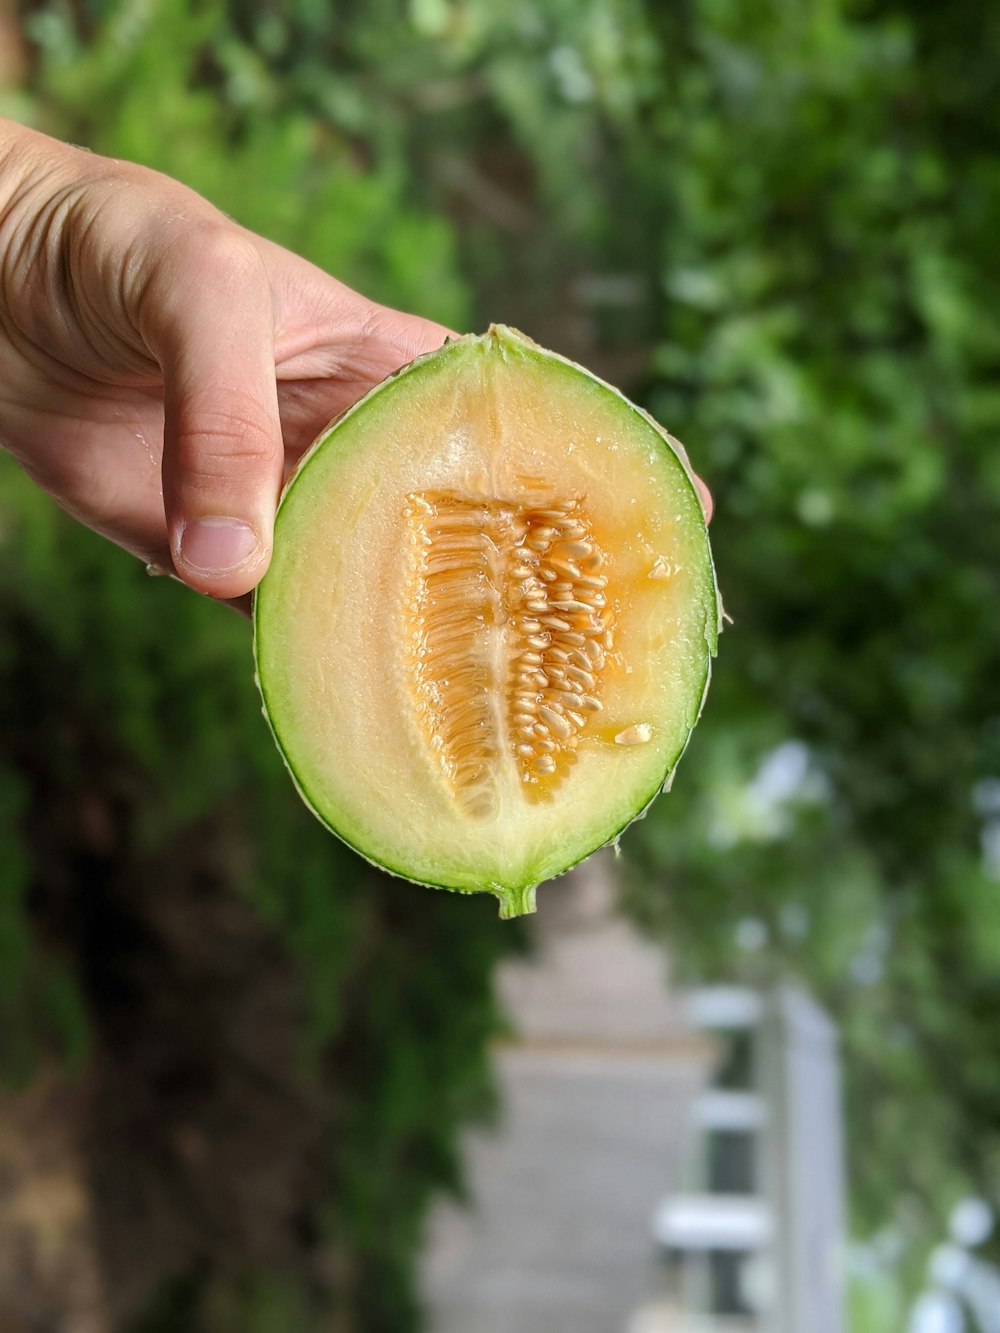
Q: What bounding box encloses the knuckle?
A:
[143,222,270,326]
[175,400,278,482]
[176,223,267,289]
[356,301,407,356]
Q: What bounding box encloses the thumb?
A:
[144,231,284,599]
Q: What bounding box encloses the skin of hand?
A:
[0,120,712,608]
[0,119,454,605]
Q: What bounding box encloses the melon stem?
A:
[496,882,538,920]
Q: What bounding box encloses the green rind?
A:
[253,325,722,918]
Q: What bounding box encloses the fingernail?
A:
[179,517,259,574]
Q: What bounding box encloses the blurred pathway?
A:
[421,853,714,1333]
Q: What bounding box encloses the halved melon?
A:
[254,326,720,918]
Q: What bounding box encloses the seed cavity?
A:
[403,489,615,811]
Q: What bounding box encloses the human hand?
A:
[0,121,711,609]
[0,120,452,604]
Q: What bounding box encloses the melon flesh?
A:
[254,326,720,918]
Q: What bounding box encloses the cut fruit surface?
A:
[254,326,720,917]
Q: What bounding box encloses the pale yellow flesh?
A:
[255,331,716,907]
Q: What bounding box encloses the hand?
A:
[0,122,711,610]
[0,120,452,603]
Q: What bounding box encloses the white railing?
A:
[650,985,847,1332]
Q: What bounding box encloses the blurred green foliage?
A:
[2,0,999,1326]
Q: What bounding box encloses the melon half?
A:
[254,326,721,918]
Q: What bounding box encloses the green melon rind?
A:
[253,325,722,919]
